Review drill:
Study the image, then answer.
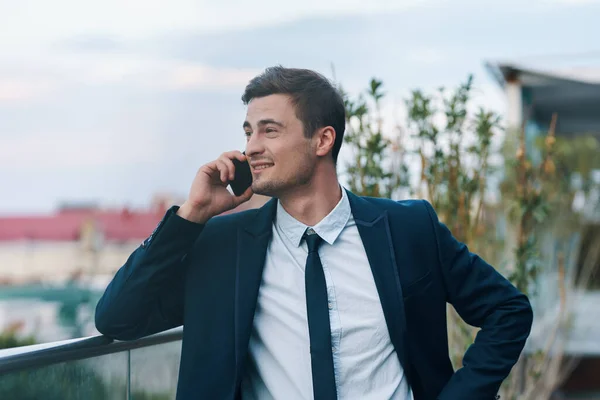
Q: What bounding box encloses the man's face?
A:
[243,94,316,198]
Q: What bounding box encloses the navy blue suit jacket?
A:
[95,191,533,399]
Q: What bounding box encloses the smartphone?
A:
[229,153,253,196]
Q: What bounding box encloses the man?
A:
[95,66,533,400]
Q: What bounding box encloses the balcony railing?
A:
[0,327,183,399]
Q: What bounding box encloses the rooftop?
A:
[485,59,600,137]
[486,62,600,87]
[0,195,271,243]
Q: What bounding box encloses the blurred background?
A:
[0,0,599,399]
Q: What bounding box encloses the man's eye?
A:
[244,131,252,137]
[265,128,277,133]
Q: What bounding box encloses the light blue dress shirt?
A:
[241,187,413,400]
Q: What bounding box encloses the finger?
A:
[233,186,254,207]
[236,152,247,162]
[218,156,237,181]
[214,160,230,184]
[222,150,246,162]
[200,161,219,180]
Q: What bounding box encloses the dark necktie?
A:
[304,229,337,400]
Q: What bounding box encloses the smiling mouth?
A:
[252,164,273,171]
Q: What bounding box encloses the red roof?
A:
[0,195,271,243]
[0,207,165,242]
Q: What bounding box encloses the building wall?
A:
[0,240,140,284]
[0,195,272,284]
[505,80,523,131]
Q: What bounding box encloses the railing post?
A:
[126,349,131,400]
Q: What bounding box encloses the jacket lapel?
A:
[347,191,410,373]
[233,198,277,390]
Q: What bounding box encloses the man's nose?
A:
[245,133,264,157]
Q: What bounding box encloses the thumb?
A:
[232,187,254,207]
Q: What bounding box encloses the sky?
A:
[1,0,599,213]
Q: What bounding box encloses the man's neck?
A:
[278,172,342,227]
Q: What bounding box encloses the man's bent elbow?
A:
[94,298,140,341]
[515,293,534,342]
[94,298,119,338]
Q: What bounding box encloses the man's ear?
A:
[315,126,336,158]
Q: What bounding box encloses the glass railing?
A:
[0,327,182,400]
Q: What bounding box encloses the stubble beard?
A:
[251,161,315,198]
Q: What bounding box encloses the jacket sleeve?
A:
[94,206,205,340]
[422,200,534,399]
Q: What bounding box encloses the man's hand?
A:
[177,151,253,224]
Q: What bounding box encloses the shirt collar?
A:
[275,186,351,247]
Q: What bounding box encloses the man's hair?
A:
[241,66,346,163]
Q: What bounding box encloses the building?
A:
[0,193,270,342]
[485,61,600,132]
[0,194,269,284]
[486,60,600,399]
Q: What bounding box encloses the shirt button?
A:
[328,302,333,310]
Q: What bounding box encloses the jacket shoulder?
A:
[361,196,431,215]
[203,208,258,233]
[359,196,440,234]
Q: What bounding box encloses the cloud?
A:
[0,0,442,47]
[58,34,125,53]
[541,0,600,4]
[0,78,56,102]
[0,50,261,102]
[82,55,260,90]
[0,131,163,169]
[404,47,446,65]
[2,0,600,213]
[165,64,260,90]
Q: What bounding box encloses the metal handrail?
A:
[0,327,183,375]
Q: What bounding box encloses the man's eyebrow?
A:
[258,119,285,127]
[242,119,285,129]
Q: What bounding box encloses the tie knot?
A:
[303,229,323,253]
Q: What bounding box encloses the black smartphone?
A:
[229,153,253,196]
